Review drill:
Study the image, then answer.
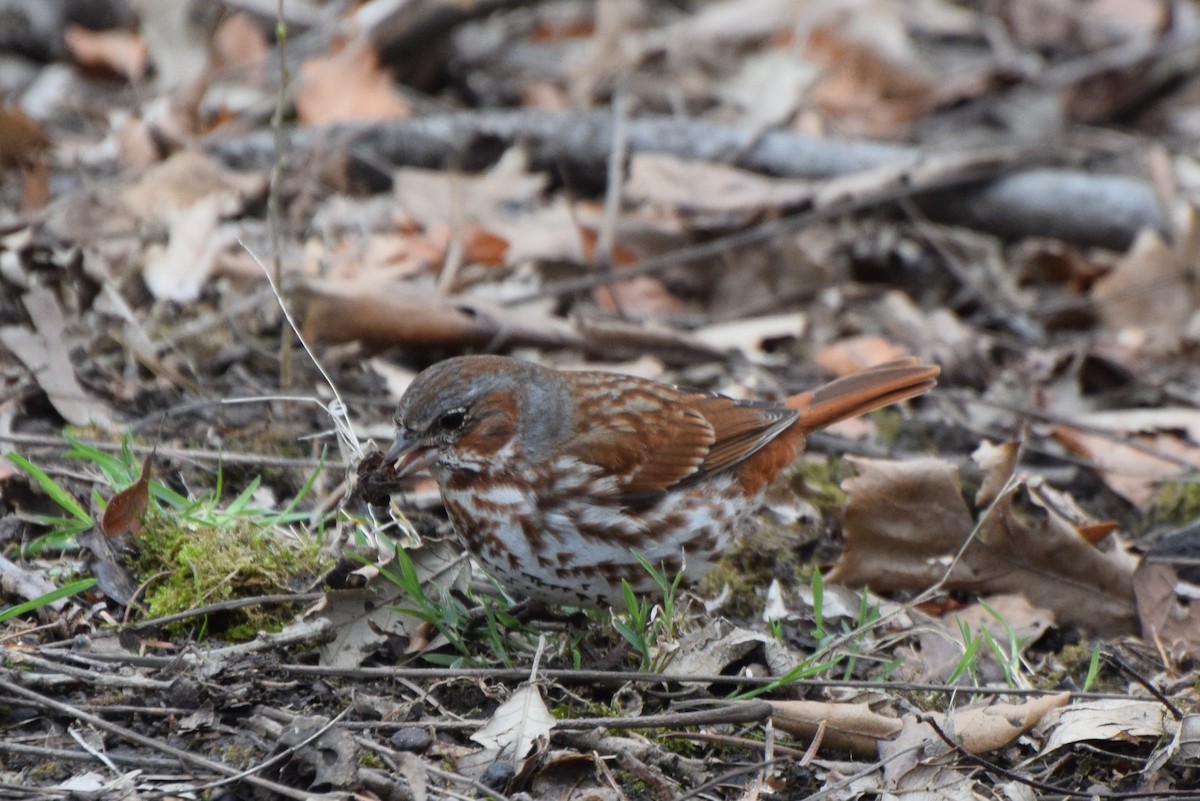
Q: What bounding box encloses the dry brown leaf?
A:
[692,313,807,363]
[1134,560,1200,661]
[1053,409,1200,509]
[301,278,584,350]
[143,195,224,302]
[625,153,814,221]
[804,17,933,136]
[912,594,1054,684]
[769,700,902,757]
[211,12,269,75]
[296,38,411,125]
[828,455,1138,636]
[1041,699,1172,753]
[0,287,118,429]
[1092,229,1198,354]
[121,150,267,222]
[814,336,911,377]
[0,105,48,169]
[64,25,149,81]
[952,693,1070,754]
[101,456,153,538]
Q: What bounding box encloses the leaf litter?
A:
[2,0,1200,798]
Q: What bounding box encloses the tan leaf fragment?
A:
[882,694,1067,794]
[0,287,117,429]
[1092,229,1198,354]
[665,618,794,680]
[1041,699,1172,753]
[64,25,149,81]
[297,38,411,124]
[769,700,903,757]
[828,455,1138,636]
[471,684,556,760]
[142,195,224,302]
[1134,560,1200,661]
[950,692,1070,754]
[815,336,912,377]
[121,150,267,223]
[314,538,469,668]
[1054,409,1200,510]
[911,594,1055,685]
[625,153,815,219]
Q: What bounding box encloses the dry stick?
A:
[500,148,1020,306]
[1106,651,1185,721]
[351,732,514,801]
[269,0,294,390]
[0,678,337,801]
[208,111,1165,249]
[593,88,631,318]
[180,705,352,797]
[942,390,1200,476]
[0,741,184,771]
[0,431,341,470]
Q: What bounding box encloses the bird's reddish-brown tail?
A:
[787,357,940,434]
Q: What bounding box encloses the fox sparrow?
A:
[385,355,938,607]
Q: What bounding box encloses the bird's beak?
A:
[384,431,436,477]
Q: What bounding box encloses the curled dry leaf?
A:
[63,25,149,81]
[815,336,911,377]
[827,453,1138,636]
[301,278,583,350]
[769,700,903,757]
[101,455,153,538]
[948,692,1070,754]
[1040,699,1172,754]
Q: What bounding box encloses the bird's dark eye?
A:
[438,410,467,432]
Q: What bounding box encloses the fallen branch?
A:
[207,110,1165,250]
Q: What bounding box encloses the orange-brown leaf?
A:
[101,455,153,538]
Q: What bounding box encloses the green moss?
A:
[871,408,903,445]
[27,760,70,782]
[1154,481,1200,525]
[791,457,847,511]
[131,507,328,638]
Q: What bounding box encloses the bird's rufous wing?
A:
[564,372,796,502]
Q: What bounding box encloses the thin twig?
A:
[0,678,336,801]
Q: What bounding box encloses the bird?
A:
[384,354,938,607]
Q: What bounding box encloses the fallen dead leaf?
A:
[770,700,902,757]
[828,454,1138,636]
[1053,408,1200,509]
[1092,229,1198,354]
[300,278,584,350]
[471,684,556,760]
[1040,699,1172,753]
[121,149,267,222]
[1134,555,1200,662]
[815,336,912,376]
[0,288,118,429]
[64,25,149,82]
[297,37,411,125]
[142,195,224,302]
[101,455,154,538]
